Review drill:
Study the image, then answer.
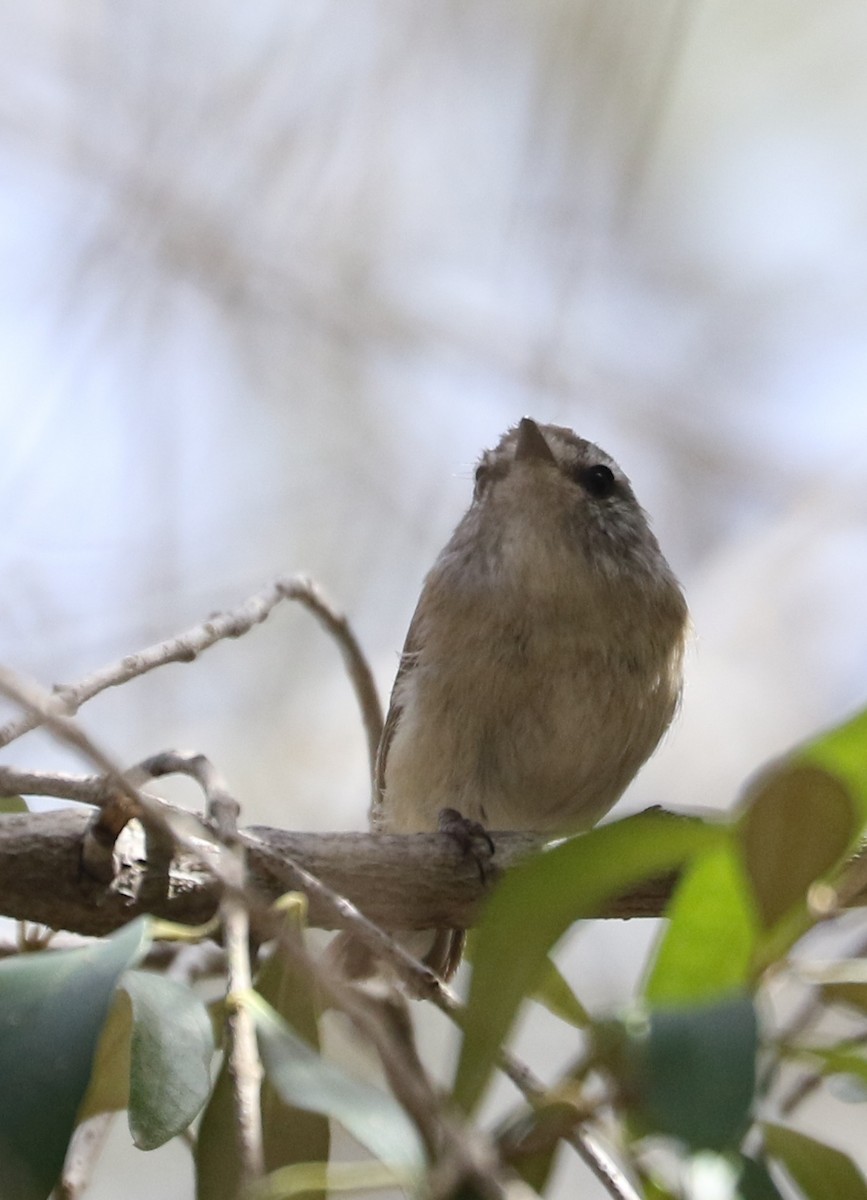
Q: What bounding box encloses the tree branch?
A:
[0,806,654,937]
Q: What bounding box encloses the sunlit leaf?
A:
[0,794,28,812]
[530,955,590,1028]
[738,763,857,930]
[763,1123,867,1200]
[645,839,757,1005]
[453,812,722,1113]
[249,994,424,1175]
[800,706,867,822]
[249,1160,410,1198]
[0,918,151,1200]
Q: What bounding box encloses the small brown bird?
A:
[349,418,688,980]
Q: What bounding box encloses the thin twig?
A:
[0,672,227,891]
[0,669,172,847]
[275,577,383,788]
[155,752,265,1186]
[56,1113,116,1200]
[0,576,383,788]
[0,767,106,805]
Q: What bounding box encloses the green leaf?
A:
[800,706,867,822]
[77,988,134,1121]
[453,812,722,1113]
[123,970,214,1148]
[82,970,214,1149]
[763,1123,867,1200]
[196,905,330,1200]
[249,1160,409,1198]
[737,1154,786,1199]
[530,955,590,1028]
[620,993,757,1151]
[195,1053,240,1200]
[0,918,151,1199]
[645,839,758,1005]
[738,763,857,930]
[809,1045,867,1098]
[257,923,329,1182]
[634,1171,678,1200]
[249,994,424,1175]
[0,794,28,812]
[465,933,589,1029]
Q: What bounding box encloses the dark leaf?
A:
[0,918,150,1199]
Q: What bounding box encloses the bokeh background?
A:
[1,3,866,1196]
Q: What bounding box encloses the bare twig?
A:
[0,669,174,853]
[275,577,383,787]
[0,576,383,787]
[223,857,266,1186]
[0,767,107,805]
[152,752,265,1185]
[56,1113,116,1200]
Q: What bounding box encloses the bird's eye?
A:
[474,463,491,493]
[576,463,616,499]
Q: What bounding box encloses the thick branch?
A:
[0,810,679,937]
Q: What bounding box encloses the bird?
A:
[349,417,688,981]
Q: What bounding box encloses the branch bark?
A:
[0,809,683,937]
[4,808,863,941]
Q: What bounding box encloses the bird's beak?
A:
[514,417,556,465]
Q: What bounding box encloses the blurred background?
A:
[1,2,866,1196]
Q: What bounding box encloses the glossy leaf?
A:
[453,812,722,1112]
[738,763,856,930]
[763,1123,867,1200]
[645,839,757,1005]
[0,918,150,1199]
[250,994,424,1174]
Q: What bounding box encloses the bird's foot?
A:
[437,807,495,883]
